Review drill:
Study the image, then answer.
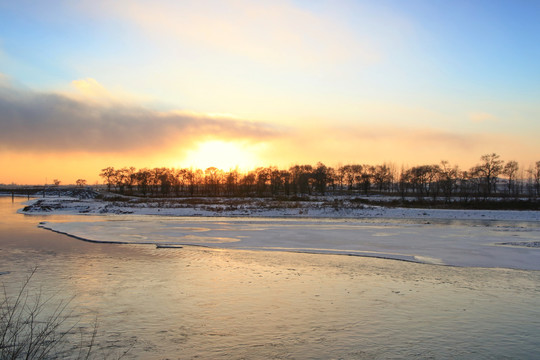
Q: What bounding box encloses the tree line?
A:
[99,154,540,201]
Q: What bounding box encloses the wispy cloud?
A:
[0,79,280,153]
[259,124,518,168]
[468,112,496,123]
[77,0,380,69]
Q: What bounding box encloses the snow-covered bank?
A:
[19,195,540,222]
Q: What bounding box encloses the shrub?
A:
[1,269,99,360]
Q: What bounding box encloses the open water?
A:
[1,197,540,359]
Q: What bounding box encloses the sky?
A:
[1,0,539,184]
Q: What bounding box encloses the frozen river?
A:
[39,211,540,270]
[2,197,540,359]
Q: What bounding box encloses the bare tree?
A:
[135,168,151,196]
[326,166,337,193]
[503,160,519,195]
[225,169,239,196]
[99,167,116,191]
[438,161,459,202]
[406,165,434,198]
[312,162,328,195]
[175,168,188,196]
[373,164,392,192]
[114,168,128,194]
[335,165,345,191]
[186,168,203,196]
[289,165,313,195]
[398,165,410,199]
[255,167,271,196]
[359,165,373,195]
[269,167,282,196]
[158,168,172,195]
[280,169,291,195]
[240,171,256,196]
[472,153,504,197]
[125,167,136,194]
[528,161,540,197]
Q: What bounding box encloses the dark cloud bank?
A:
[0,83,279,153]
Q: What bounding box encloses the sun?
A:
[182,140,262,170]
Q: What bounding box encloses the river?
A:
[1,197,540,359]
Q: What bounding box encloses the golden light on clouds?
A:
[182,140,264,171]
[72,78,108,97]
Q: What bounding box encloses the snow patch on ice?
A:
[413,256,446,265]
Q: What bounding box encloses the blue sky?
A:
[1,0,539,183]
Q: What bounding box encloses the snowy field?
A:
[19,195,540,221]
[21,196,540,270]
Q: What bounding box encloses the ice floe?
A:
[38,216,540,270]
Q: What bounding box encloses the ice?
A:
[38,216,540,270]
[498,241,540,248]
[155,244,184,249]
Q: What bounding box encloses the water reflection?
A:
[1,197,540,359]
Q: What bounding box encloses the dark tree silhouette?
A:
[503,160,519,195]
[99,167,116,191]
[93,154,537,206]
[472,153,504,197]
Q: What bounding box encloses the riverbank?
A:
[16,192,540,222]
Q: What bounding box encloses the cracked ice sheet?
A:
[38,216,540,270]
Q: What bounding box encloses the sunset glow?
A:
[1,1,539,184]
[182,140,262,171]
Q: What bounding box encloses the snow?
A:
[19,196,540,222]
[19,196,540,270]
